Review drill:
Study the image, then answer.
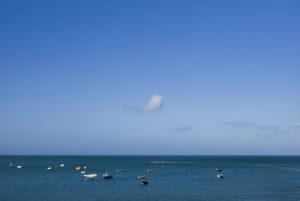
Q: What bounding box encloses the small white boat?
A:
[217,174,224,178]
[84,166,87,169]
[81,171,86,174]
[146,169,153,172]
[47,167,52,170]
[84,173,97,179]
[9,163,14,167]
[17,166,22,169]
[60,164,65,167]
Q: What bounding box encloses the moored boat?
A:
[102,173,113,179]
[84,173,97,179]
[138,175,146,180]
[214,168,222,172]
[141,179,148,185]
[217,174,224,178]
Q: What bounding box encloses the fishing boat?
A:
[138,175,146,180]
[17,166,22,169]
[217,174,224,178]
[102,173,113,179]
[84,174,97,179]
[141,180,148,185]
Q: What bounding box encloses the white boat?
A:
[84,173,97,179]
[47,167,52,170]
[9,163,14,167]
[146,169,153,172]
[60,164,64,167]
[217,174,224,178]
[84,166,87,169]
[17,166,22,169]
[81,171,86,174]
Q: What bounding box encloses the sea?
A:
[0,156,300,201]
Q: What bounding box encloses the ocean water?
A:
[0,156,300,201]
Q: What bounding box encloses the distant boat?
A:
[146,169,153,173]
[60,164,65,167]
[217,174,224,178]
[214,168,222,172]
[138,175,146,180]
[102,173,113,179]
[17,166,22,169]
[141,179,148,185]
[116,168,123,172]
[9,163,13,167]
[47,167,52,170]
[81,171,86,174]
[75,167,81,171]
[84,174,97,179]
[83,166,87,170]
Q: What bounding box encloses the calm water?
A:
[0,156,300,201]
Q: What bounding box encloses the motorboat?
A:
[138,175,146,180]
[84,166,87,170]
[116,168,123,172]
[141,179,148,185]
[102,173,113,179]
[47,167,52,170]
[75,167,81,171]
[81,171,86,174]
[60,164,65,167]
[214,168,222,172]
[84,174,97,179]
[17,166,22,169]
[9,163,13,167]
[217,174,224,178]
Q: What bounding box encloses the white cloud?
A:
[141,94,163,113]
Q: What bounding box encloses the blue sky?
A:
[0,0,300,155]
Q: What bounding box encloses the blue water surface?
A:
[0,156,300,201]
